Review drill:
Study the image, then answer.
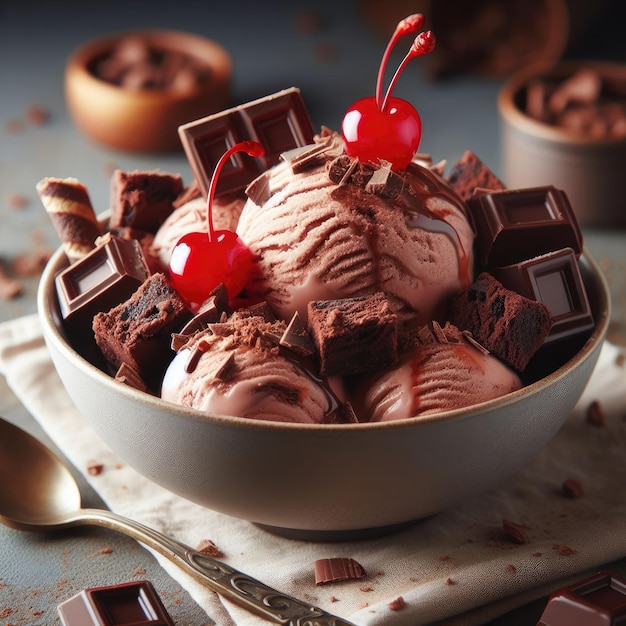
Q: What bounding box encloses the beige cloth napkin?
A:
[1,313,625,626]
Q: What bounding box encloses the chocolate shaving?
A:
[245,171,272,206]
[365,163,405,199]
[213,352,236,382]
[280,311,315,356]
[114,362,148,393]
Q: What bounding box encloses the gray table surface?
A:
[2,1,626,624]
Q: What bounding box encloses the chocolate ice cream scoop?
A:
[237,132,474,325]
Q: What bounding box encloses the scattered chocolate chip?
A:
[0,262,23,300]
[6,193,29,209]
[26,104,51,125]
[586,400,606,427]
[86,460,104,476]
[196,539,223,558]
[502,518,530,544]
[388,596,406,611]
[562,477,584,499]
[507,564,517,574]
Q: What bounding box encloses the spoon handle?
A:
[76,508,356,626]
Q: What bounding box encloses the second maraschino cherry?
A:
[168,141,264,307]
[341,14,435,171]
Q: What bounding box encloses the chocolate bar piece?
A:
[57,580,174,625]
[314,557,366,585]
[307,292,398,377]
[537,570,626,625]
[493,248,594,344]
[467,186,583,269]
[179,87,315,198]
[56,234,149,325]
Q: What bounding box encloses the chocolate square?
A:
[56,235,149,325]
[179,87,315,198]
[537,570,626,626]
[468,186,583,269]
[57,580,174,625]
[493,248,594,343]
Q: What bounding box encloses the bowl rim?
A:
[498,59,626,147]
[65,28,232,105]
[37,239,610,434]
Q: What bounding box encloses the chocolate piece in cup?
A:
[498,61,626,228]
[178,87,315,199]
[537,570,626,626]
[57,580,174,626]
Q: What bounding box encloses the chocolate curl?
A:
[36,177,102,262]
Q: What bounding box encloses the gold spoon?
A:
[0,416,356,626]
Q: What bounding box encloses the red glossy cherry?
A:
[169,141,264,306]
[341,16,435,171]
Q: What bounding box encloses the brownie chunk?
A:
[449,272,552,371]
[93,272,192,392]
[109,169,183,232]
[447,150,505,202]
[307,292,398,377]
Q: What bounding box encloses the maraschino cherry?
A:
[341,14,435,171]
[168,141,264,306]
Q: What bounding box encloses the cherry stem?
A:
[380,30,436,113]
[206,140,265,241]
[375,14,425,111]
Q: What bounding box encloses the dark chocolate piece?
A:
[109,169,183,233]
[307,292,398,377]
[492,248,594,344]
[449,272,552,371]
[467,186,583,269]
[314,557,366,585]
[179,87,315,198]
[537,570,626,626]
[57,580,174,625]
[56,234,150,325]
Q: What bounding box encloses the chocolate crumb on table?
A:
[502,518,530,544]
[388,596,406,611]
[586,399,606,426]
[562,477,584,498]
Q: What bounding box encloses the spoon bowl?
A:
[0,416,355,626]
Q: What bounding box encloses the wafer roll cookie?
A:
[37,177,102,262]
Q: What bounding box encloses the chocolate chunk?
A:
[446,150,505,202]
[314,557,366,585]
[467,186,583,269]
[449,272,552,371]
[57,580,174,625]
[56,234,150,326]
[492,248,593,344]
[537,570,626,626]
[109,169,183,232]
[307,292,398,377]
[179,87,315,198]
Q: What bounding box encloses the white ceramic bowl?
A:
[38,243,610,539]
